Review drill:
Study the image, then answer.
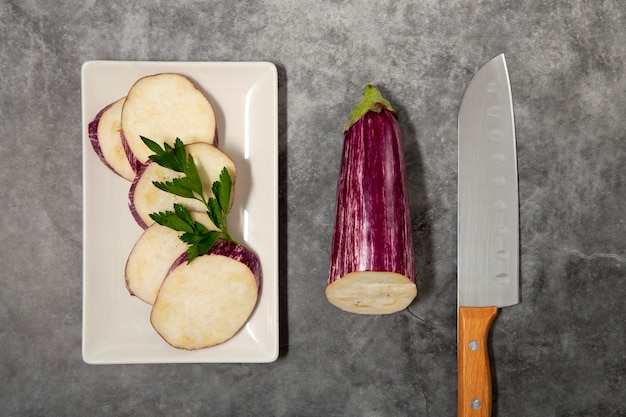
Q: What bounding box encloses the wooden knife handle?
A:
[458,306,498,417]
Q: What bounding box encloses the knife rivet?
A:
[468,340,480,351]
[471,398,482,409]
[495,249,509,259]
[496,272,510,284]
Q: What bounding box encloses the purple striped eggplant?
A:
[326,84,416,314]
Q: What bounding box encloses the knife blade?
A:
[457,54,519,417]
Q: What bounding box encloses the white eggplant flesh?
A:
[125,212,216,305]
[206,241,262,291]
[88,97,136,181]
[121,73,217,172]
[326,85,416,315]
[128,142,236,229]
[151,245,260,350]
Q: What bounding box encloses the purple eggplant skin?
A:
[327,85,415,290]
[210,241,262,291]
[121,129,144,174]
[169,240,262,291]
[88,101,116,172]
[127,160,151,229]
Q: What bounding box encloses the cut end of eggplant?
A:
[325,271,417,315]
[125,212,216,305]
[210,241,262,290]
[89,97,136,181]
[150,253,259,350]
[121,73,217,167]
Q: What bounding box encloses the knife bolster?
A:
[458,306,498,417]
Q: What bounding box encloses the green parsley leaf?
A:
[142,137,187,173]
[195,222,211,234]
[211,168,231,213]
[173,138,187,171]
[186,244,200,263]
[149,210,195,233]
[153,177,197,199]
[182,231,220,263]
[218,167,232,211]
[141,136,165,155]
[206,198,224,229]
[142,138,237,263]
[173,203,194,225]
[196,232,221,254]
[184,153,203,196]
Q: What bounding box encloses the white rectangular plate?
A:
[81,61,279,364]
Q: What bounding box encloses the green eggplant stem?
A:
[343,84,396,132]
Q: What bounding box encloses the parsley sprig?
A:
[141,136,236,263]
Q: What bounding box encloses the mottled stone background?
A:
[1,0,624,416]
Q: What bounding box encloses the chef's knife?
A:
[457,54,519,417]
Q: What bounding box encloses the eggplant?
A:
[128,142,236,229]
[326,84,416,315]
[88,97,136,181]
[151,246,260,350]
[125,211,217,305]
[120,73,217,172]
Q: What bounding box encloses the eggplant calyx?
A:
[344,84,396,132]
